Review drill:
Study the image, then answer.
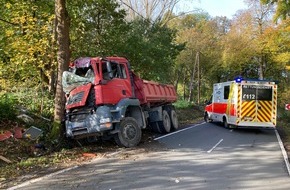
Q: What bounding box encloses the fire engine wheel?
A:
[114,117,142,148]
[169,109,179,131]
[204,113,211,123]
[223,118,229,129]
[158,110,171,133]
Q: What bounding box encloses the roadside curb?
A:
[275,129,290,176]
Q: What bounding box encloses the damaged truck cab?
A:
[62,57,178,147]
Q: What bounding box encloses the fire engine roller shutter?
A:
[241,100,256,122]
[240,84,274,123]
[257,100,272,122]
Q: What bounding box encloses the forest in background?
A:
[0,0,289,137]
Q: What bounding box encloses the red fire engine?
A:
[204,78,277,128]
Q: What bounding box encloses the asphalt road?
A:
[9,122,290,190]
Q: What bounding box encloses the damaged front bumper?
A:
[65,106,113,139]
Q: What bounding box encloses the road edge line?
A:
[154,122,205,141]
[275,129,290,176]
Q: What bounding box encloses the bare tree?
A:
[119,0,193,22]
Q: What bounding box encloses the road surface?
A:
[9,122,290,190]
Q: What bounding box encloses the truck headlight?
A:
[100,117,112,129]
[100,118,111,123]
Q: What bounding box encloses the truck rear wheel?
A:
[150,122,161,133]
[169,109,178,131]
[158,110,171,133]
[114,117,141,148]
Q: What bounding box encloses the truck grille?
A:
[68,108,92,122]
[72,128,88,136]
[70,112,88,122]
[67,91,84,105]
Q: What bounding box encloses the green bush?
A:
[0,93,17,120]
[279,109,290,123]
[0,89,53,137]
[173,99,193,109]
[10,87,54,117]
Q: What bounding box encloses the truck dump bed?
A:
[133,73,177,106]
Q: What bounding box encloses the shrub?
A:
[0,93,17,120]
[173,99,193,109]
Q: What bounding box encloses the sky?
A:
[175,0,248,19]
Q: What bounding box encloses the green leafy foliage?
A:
[68,0,129,57]
[261,0,290,21]
[169,13,229,101]
[10,87,54,117]
[123,19,182,83]
[173,100,193,109]
[0,0,56,91]
[0,93,17,120]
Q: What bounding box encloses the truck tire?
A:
[158,110,171,133]
[169,109,178,131]
[150,122,162,133]
[114,117,142,148]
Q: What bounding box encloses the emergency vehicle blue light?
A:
[234,76,243,83]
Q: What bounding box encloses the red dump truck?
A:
[62,56,178,147]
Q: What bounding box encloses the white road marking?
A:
[154,122,205,141]
[207,139,223,153]
[275,129,290,176]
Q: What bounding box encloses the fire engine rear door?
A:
[240,84,274,124]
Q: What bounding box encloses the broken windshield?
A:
[62,67,95,94]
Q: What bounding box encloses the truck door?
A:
[241,84,275,125]
[101,61,133,105]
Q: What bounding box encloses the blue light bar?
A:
[234,76,243,83]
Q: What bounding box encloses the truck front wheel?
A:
[114,117,142,148]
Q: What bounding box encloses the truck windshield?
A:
[62,67,95,94]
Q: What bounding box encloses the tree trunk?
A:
[174,67,181,92]
[54,0,70,124]
[49,18,58,95]
[183,70,186,100]
[188,51,198,102]
[197,51,200,104]
[259,54,265,80]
